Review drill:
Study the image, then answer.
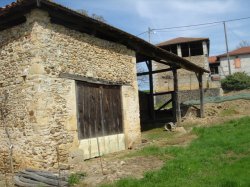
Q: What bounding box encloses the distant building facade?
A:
[217,47,250,78]
[153,37,211,92]
[208,56,220,81]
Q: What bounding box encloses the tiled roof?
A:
[0,0,27,15]
[156,37,209,47]
[208,56,218,64]
[218,47,250,57]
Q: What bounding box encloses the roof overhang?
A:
[0,0,209,74]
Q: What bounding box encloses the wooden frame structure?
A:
[137,58,206,124]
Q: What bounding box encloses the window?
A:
[210,66,219,75]
[190,42,203,56]
[234,58,241,68]
[181,43,189,57]
[180,42,204,57]
[162,45,177,55]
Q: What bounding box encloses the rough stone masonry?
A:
[0,9,141,172]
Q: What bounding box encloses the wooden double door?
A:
[76,81,125,158]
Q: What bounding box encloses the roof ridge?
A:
[156,37,209,47]
[218,46,250,57]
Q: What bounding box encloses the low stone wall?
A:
[155,88,222,105]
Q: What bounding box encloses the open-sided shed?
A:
[0,0,208,172]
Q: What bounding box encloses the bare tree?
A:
[47,1,107,23]
[91,13,106,23]
[77,9,88,16]
[77,9,106,23]
[236,40,250,49]
[137,64,148,90]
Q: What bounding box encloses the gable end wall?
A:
[0,9,141,172]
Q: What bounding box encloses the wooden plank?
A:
[173,68,181,123]
[102,85,123,135]
[198,73,205,118]
[153,91,174,96]
[60,73,125,86]
[0,16,26,32]
[137,68,174,76]
[77,81,122,139]
[99,86,105,137]
[156,98,172,111]
[102,86,110,135]
[148,60,155,120]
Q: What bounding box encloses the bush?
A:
[68,172,86,186]
[221,72,250,91]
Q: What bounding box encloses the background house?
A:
[153,37,220,104]
[208,56,220,81]
[218,47,250,78]
[154,37,210,91]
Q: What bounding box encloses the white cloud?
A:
[53,0,249,55]
[135,0,239,24]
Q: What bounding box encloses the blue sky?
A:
[1,0,250,56]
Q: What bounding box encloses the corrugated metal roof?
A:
[156,37,209,47]
[218,47,250,57]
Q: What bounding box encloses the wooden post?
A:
[173,68,181,123]
[198,72,205,118]
[147,60,155,121]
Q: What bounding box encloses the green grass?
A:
[154,102,173,110]
[143,128,175,140]
[220,107,239,117]
[104,117,250,187]
[68,172,86,186]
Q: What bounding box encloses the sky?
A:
[1,0,250,56]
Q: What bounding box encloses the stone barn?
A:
[0,0,208,172]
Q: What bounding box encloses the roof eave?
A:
[0,0,209,74]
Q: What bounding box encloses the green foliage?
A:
[220,107,239,117]
[68,172,86,186]
[143,128,174,141]
[104,117,250,187]
[221,72,250,91]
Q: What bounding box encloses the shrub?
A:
[68,172,86,186]
[221,72,250,91]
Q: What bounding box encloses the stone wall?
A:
[0,9,140,172]
[155,88,222,105]
[153,55,216,92]
[220,54,250,78]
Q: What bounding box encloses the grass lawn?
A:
[104,117,250,187]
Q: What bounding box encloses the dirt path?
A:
[73,127,198,186]
[74,154,164,186]
[73,98,250,186]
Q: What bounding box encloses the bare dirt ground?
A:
[2,91,250,187]
[74,127,202,186]
[76,95,250,186]
[74,155,163,187]
[183,99,250,126]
